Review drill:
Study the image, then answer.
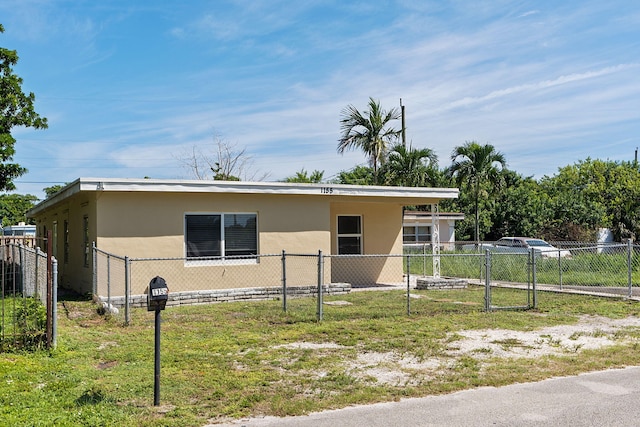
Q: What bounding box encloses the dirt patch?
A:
[274,315,640,386]
[447,315,640,359]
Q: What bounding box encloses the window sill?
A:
[184,257,258,267]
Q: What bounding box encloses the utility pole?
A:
[400,98,406,147]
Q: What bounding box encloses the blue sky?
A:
[1,0,639,200]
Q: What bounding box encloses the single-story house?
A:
[28,178,458,296]
[403,211,464,250]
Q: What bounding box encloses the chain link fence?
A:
[1,240,57,351]
[93,242,640,324]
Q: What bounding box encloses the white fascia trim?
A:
[76,177,459,199]
[28,177,459,217]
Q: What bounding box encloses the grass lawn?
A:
[2,287,640,426]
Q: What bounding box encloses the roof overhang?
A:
[28,177,459,217]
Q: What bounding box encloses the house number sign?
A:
[320,187,334,194]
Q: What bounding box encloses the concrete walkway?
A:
[212,366,640,426]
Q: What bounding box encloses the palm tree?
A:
[449,141,506,243]
[337,97,401,180]
[382,144,438,187]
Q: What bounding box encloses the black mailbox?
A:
[147,276,169,311]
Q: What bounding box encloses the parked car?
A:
[493,237,572,258]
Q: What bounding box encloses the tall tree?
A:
[0,24,48,191]
[176,137,269,182]
[448,141,506,243]
[381,144,438,187]
[337,97,401,179]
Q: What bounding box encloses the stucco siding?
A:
[330,202,404,286]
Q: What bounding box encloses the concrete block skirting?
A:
[98,283,352,309]
[415,277,468,290]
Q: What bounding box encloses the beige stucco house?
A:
[28,178,458,296]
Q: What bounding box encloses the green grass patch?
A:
[405,250,640,288]
[2,289,640,426]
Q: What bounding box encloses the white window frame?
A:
[184,212,258,266]
[403,224,432,243]
[337,214,363,255]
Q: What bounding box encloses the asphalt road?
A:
[212,366,640,427]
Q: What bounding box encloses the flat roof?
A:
[403,211,465,220]
[29,177,459,216]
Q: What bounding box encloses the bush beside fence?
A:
[1,241,57,351]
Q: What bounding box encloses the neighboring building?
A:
[1,221,37,247]
[403,211,464,250]
[28,178,458,295]
[2,222,36,237]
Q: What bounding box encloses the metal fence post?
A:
[125,256,131,325]
[281,250,287,312]
[406,254,411,316]
[107,254,111,310]
[532,248,538,309]
[628,239,633,298]
[317,250,323,322]
[52,257,58,348]
[558,252,563,289]
[92,242,97,295]
[18,244,24,294]
[34,246,39,299]
[46,230,53,350]
[484,249,491,312]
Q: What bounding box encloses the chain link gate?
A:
[484,249,537,312]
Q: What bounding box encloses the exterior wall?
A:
[93,192,334,295]
[33,193,97,294]
[330,202,404,286]
[95,192,331,256]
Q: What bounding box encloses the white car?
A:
[494,237,572,258]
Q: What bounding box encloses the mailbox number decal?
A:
[152,287,168,297]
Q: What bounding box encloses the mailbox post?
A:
[147,276,169,406]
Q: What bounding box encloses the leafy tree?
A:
[488,170,550,240]
[448,141,506,243]
[284,169,324,183]
[337,97,401,179]
[0,193,37,226]
[539,159,640,241]
[0,24,48,191]
[334,165,377,185]
[43,184,65,198]
[380,144,438,187]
